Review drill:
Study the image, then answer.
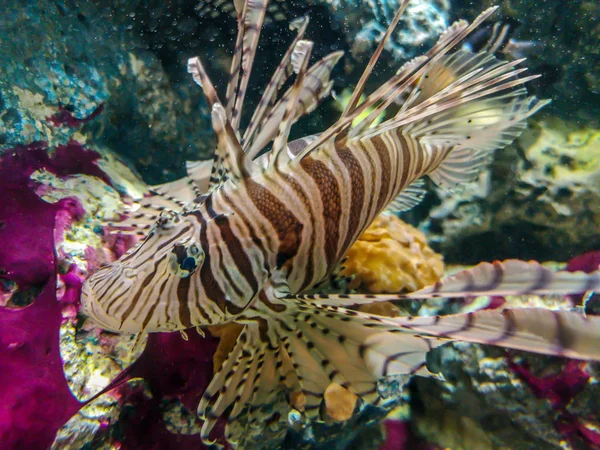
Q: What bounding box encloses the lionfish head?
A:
[81,210,204,333]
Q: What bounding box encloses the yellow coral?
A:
[342,214,444,294]
[324,384,358,421]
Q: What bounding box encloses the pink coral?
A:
[0,142,223,449]
[0,143,88,448]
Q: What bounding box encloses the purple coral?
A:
[0,142,222,449]
[380,419,438,450]
[0,143,88,448]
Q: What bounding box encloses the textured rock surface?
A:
[0,0,213,184]
[415,343,600,450]
[314,0,450,60]
[423,119,600,263]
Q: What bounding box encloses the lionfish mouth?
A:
[81,263,131,333]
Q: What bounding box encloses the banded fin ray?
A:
[197,265,600,445]
[199,319,299,444]
[268,39,314,168]
[341,0,411,117]
[245,50,343,160]
[188,56,240,189]
[185,159,213,194]
[294,7,500,161]
[230,0,268,130]
[294,259,600,306]
[385,178,427,213]
[198,301,444,443]
[106,190,188,235]
[242,16,310,156]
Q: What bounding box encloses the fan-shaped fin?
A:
[385,178,427,213]
[295,7,500,161]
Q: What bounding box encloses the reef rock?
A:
[316,0,450,60]
[0,0,213,184]
[424,118,600,263]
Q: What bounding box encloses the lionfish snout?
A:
[81,215,201,333]
[80,262,133,332]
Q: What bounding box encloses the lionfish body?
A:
[82,0,600,444]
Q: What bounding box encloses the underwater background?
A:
[0,0,599,449]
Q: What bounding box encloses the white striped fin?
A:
[385,178,427,213]
[354,49,550,188]
[294,260,600,306]
[197,301,442,443]
[409,259,600,298]
[295,7,500,161]
[105,159,213,236]
[426,146,491,189]
[185,159,213,194]
[243,16,310,157]
[149,159,213,205]
[106,189,188,235]
[199,321,297,444]
[268,40,314,168]
[187,56,223,109]
[246,51,343,160]
[196,275,600,445]
[188,55,232,190]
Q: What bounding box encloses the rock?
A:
[0,0,213,184]
[424,119,600,263]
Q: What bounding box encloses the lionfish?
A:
[82,0,600,445]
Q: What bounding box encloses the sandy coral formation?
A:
[324,384,359,422]
[342,214,444,294]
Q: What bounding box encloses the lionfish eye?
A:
[168,241,204,278]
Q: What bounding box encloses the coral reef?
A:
[0,143,102,449]
[342,214,445,293]
[424,119,600,263]
[0,0,213,184]
[415,343,600,449]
